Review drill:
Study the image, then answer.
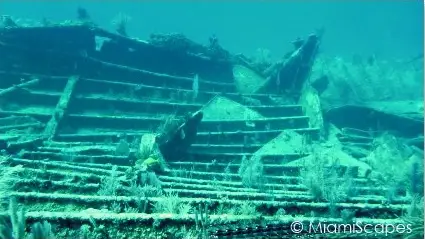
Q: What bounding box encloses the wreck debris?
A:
[232,33,321,100]
[232,64,267,94]
[0,16,421,239]
[251,130,309,157]
[287,143,372,178]
[0,78,40,97]
[7,137,44,154]
[159,111,204,162]
[0,115,45,153]
[298,83,325,138]
[43,76,80,141]
[201,96,264,121]
[324,102,424,139]
[0,15,18,28]
[111,12,131,36]
[258,34,321,96]
[336,127,374,159]
[0,116,44,133]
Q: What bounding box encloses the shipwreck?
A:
[0,15,423,239]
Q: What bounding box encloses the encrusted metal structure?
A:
[0,22,415,238]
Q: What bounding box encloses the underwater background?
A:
[0,1,424,239]
[0,1,423,58]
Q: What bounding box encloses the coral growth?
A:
[0,198,55,239]
[238,154,266,191]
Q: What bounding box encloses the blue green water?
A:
[0,1,423,58]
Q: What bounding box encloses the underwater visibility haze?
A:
[0,1,423,239]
